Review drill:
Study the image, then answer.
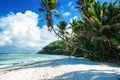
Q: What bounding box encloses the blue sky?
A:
[0,0,115,53]
[0,0,80,27]
[0,0,114,26]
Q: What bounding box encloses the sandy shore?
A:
[0,57,120,80]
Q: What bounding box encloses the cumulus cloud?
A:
[63,12,71,17]
[68,2,72,7]
[0,10,57,53]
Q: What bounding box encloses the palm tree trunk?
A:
[51,25,66,40]
[51,25,96,54]
[46,11,96,54]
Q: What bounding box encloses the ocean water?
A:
[0,54,66,72]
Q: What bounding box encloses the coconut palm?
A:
[57,21,69,40]
[69,19,80,34]
[75,0,120,60]
[38,0,59,30]
[39,0,66,40]
[39,0,109,54]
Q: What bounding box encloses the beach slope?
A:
[0,57,120,80]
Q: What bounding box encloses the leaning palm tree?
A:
[39,0,58,29]
[75,0,120,60]
[39,0,96,53]
[39,0,65,40]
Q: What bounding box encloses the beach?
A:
[0,0,120,80]
[0,56,120,80]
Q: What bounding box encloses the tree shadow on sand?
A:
[29,57,119,68]
[1,57,119,73]
[53,70,120,80]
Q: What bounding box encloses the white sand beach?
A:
[0,57,120,80]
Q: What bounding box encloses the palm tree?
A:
[38,0,58,30]
[75,0,120,60]
[69,19,79,34]
[57,21,69,40]
[39,0,66,40]
[39,0,98,54]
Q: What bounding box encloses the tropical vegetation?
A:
[37,40,68,55]
[39,0,120,62]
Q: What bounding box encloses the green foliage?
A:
[69,19,80,34]
[99,25,110,33]
[37,40,68,55]
[110,38,118,45]
[39,0,61,31]
[57,21,69,40]
[39,0,120,63]
[67,0,120,62]
[42,0,57,10]
[82,37,110,61]
[72,48,84,57]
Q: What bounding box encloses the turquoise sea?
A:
[0,53,65,72]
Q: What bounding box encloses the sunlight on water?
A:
[0,53,66,71]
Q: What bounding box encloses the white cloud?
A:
[63,12,71,17]
[68,2,72,7]
[40,25,57,48]
[68,2,76,10]
[71,6,75,10]
[0,10,57,53]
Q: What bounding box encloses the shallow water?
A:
[0,53,66,71]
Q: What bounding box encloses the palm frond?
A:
[52,9,58,13]
[99,25,110,33]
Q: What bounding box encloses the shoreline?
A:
[0,58,62,73]
[0,57,120,80]
[0,54,68,72]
